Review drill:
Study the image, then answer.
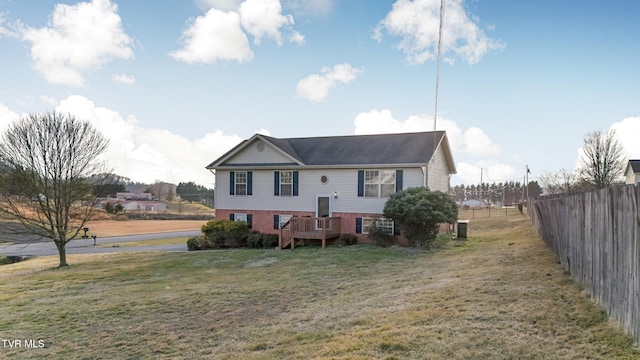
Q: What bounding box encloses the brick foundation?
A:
[216,209,449,246]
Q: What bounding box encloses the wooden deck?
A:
[278,216,341,249]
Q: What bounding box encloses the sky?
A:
[0,0,639,188]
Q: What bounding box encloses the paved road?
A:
[0,230,199,256]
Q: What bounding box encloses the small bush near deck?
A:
[247,233,279,248]
[200,219,249,248]
[261,234,278,248]
[339,234,358,245]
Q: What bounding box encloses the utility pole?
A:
[480,168,483,203]
[520,165,531,207]
[526,165,530,203]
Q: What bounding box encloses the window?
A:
[233,213,247,222]
[279,215,291,228]
[364,170,395,198]
[280,171,293,196]
[274,170,298,196]
[235,171,247,195]
[230,171,252,196]
[362,217,394,235]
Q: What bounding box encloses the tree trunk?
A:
[56,241,68,267]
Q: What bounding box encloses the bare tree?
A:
[539,168,580,195]
[0,112,109,267]
[578,129,626,189]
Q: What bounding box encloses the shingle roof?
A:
[207,131,455,173]
[628,160,640,173]
[260,131,446,165]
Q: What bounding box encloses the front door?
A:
[316,195,331,229]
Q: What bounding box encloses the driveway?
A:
[0,230,199,256]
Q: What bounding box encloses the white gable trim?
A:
[208,134,304,168]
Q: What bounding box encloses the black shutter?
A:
[229,172,235,195]
[293,171,299,196]
[395,170,403,193]
[273,215,280,230]
[247,171,253,196]
[357,170,364,197]
[393,221,400,236]
[247,214,252,228]
[355,217,363,234]
[274,171,280,196]
[229,213,235,221]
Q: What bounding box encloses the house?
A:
[116,192,153,200]
[96,198,167,213]
[461,199,487,208]
[206,131,456,247]
[624,160,640,185]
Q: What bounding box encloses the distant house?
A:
[206,131,456,247]
[461,199,487,208]
[96,199,166,213]
[624,160,640,185]
[116,192,153,200]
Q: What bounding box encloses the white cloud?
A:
[54,95,243,186]
[354,109,513,185]
[112,73,136,85]
[171,0,302,64]
[40,95,58,107]
[17,0,133,86]
[170,8,253,64]
[239,0,293,45]
[610,116,640,159]
[373,0,505,64]
[353,109,500,157]
[289,31,305,45]
[0,103,19,132]
[462,127,500,157]
[196,0,243,12]
[297,63,364,102]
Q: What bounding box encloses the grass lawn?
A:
[95,237,189,248]
[0,216,638,359]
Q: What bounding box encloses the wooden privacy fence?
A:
[528,185,640,345]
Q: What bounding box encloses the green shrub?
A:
[383,187,458,249]
[339,234,358,245]
[186,237,201,251]
[247,233,262,248]
[200,219,250,248]
[261,234,278,248]
[247,233,279,248]
[368,221,393,247]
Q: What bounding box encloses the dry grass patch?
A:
[0,215,638,359]
[84,219,207,237]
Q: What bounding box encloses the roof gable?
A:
[207,131,456,173]
[626,160,640,174]
[206,134,303,168]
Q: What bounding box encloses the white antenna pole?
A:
[429,0,445,189]
[434,0,445,133]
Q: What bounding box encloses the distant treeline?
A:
[451,181,542,205]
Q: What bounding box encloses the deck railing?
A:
[279,216,341,249]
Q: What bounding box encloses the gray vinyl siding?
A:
[625,167,640,185]
[225,139,294,165]
[215,168,425,214]
[427,145,450,193]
